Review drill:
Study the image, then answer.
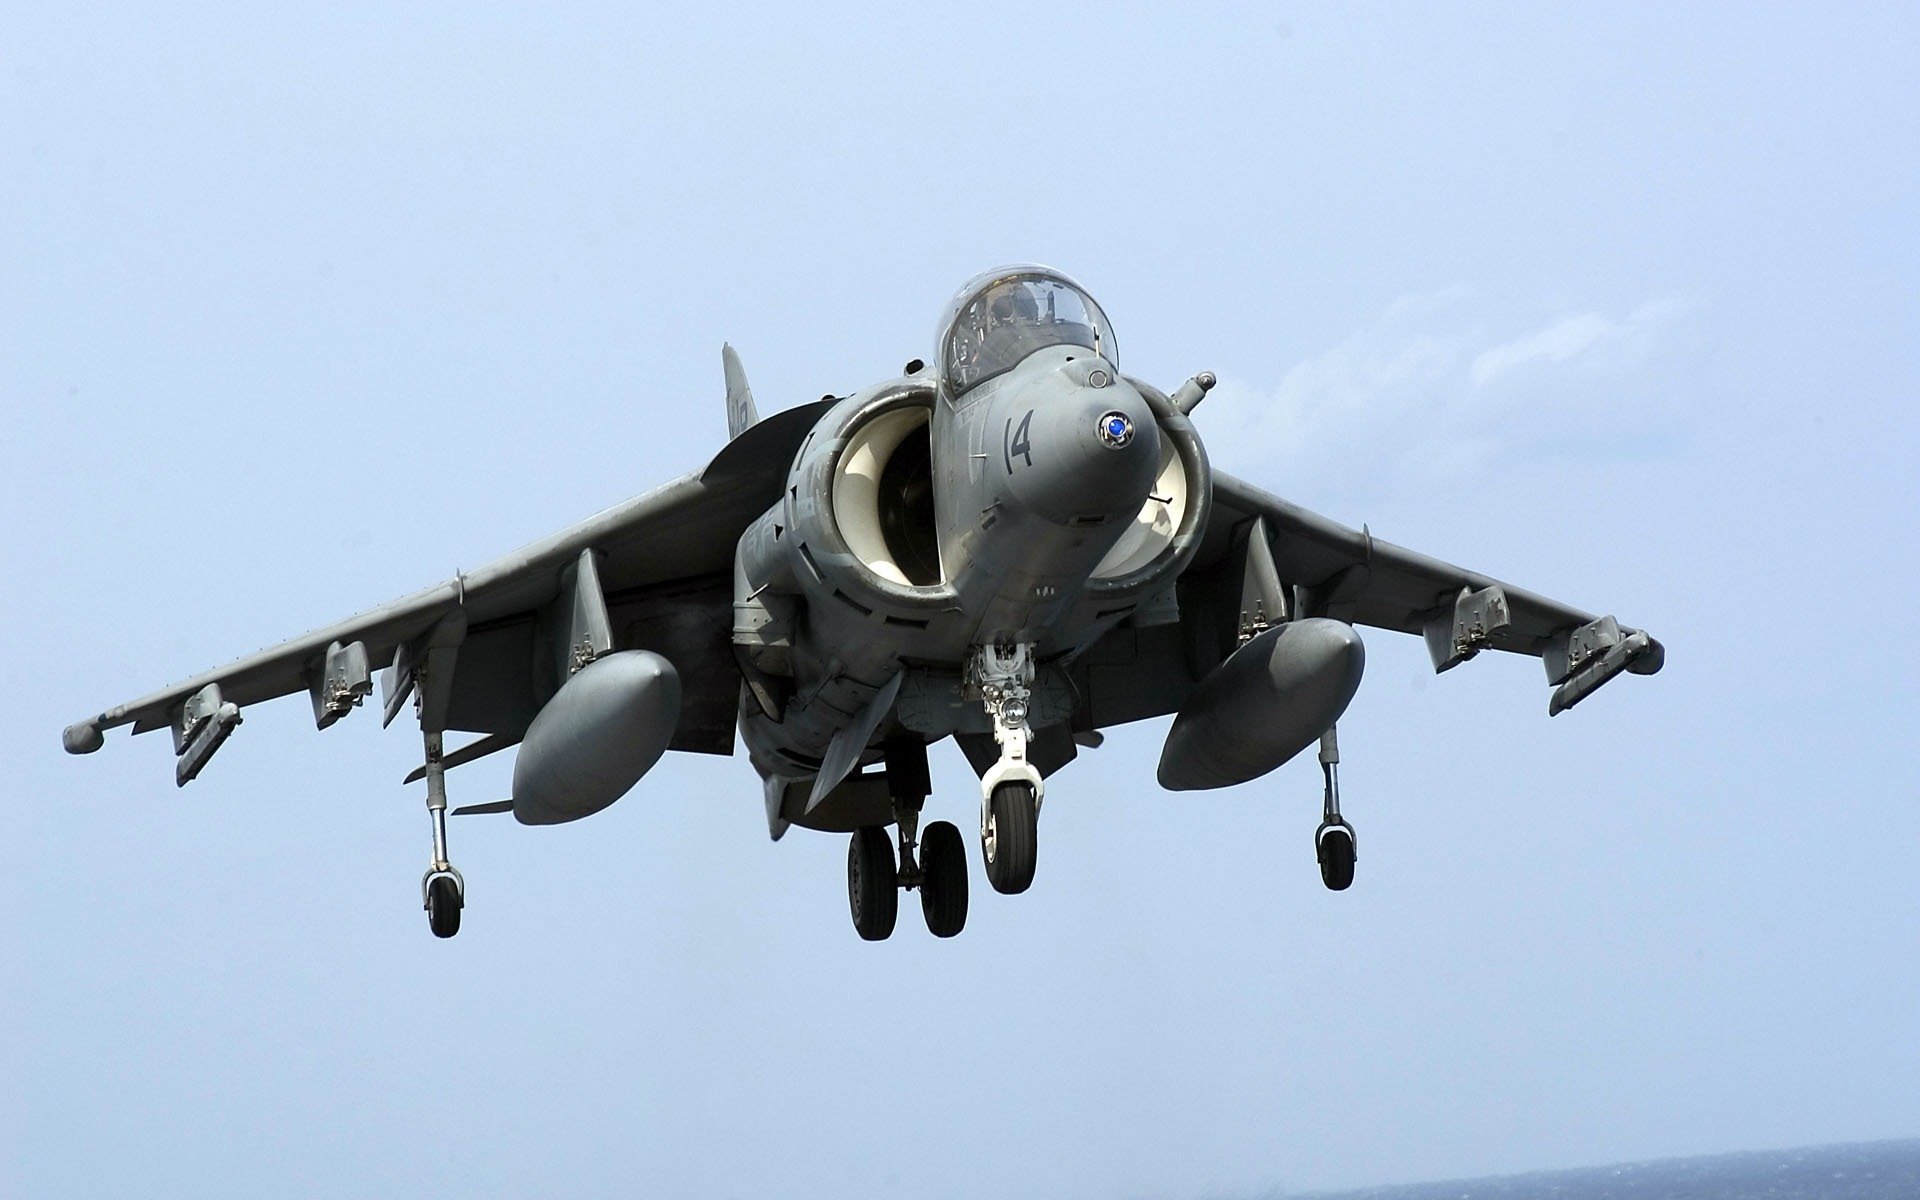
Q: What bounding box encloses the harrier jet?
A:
[63,266,1664,940]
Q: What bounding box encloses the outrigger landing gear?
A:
[969,643,1042,895]
[420,730,466,938]
[1314,724,1357,891]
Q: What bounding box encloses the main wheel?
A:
[982,782,1038,895]
[426,874,463,939]
[847,825,898,941]
[919,820,968,938]
[1317,823,1356,891]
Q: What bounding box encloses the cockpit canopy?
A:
[938,266,1117,395]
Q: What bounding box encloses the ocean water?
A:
[1290,1140,1920,1200]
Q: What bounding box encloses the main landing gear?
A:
[847,825,897,940]
[846,818,970,941]
[969,643,1043,895]
[1314,724,1357,891]
[845,739,968,940]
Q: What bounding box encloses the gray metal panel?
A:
[778,773,893,833]
[611,574,739,756]
[1069,623,1198,730]
[808,670,905,810]
[441,618,540,737]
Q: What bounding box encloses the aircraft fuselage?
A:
[732,344,1209,806]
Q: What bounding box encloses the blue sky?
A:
[5,5,1917,1197]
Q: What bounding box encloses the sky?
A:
[4,4,1918,1197]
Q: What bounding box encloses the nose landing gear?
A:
[968,642,1044,895]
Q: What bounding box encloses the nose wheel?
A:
[1314,725,1356,891]
[1316,821,1356,890]
[982,782,1038,895]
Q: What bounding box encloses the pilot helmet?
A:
[986,280,1040,326]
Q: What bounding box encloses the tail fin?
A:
[723,343,758,439]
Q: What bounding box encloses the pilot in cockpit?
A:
[942,269,1116,397]
[987,280,1041,328]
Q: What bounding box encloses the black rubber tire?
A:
[1317,825,1356,891]
[426,875,463,939]
[982,782,1038,895]
[847,825,898,941]
[919,820,969,938]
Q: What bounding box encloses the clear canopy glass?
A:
[940,269,1116,394]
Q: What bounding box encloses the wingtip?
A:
[1631,636,1666,675]
[63,720,104,755]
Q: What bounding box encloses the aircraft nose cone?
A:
[1004,379,1160,525]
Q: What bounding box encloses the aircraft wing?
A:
[62,400,831,778]
[1072,468,1663,732]
[1211,472,1664,675]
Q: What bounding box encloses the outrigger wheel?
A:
[1316,821,1356,891]
[982,781,1038,896]
[848,825,898,941]
[424,871,464,939]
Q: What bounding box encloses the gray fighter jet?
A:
[62,266,1665,940]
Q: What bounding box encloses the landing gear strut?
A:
[1314,724,1356,891]
[969,643,1042,895]
[420,730,466,937]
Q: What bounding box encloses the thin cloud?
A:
[1472,297,1695,390]
[1470,313,1616,389]
[1204,289,1693,499]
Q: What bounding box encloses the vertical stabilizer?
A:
[723,344,759,439]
